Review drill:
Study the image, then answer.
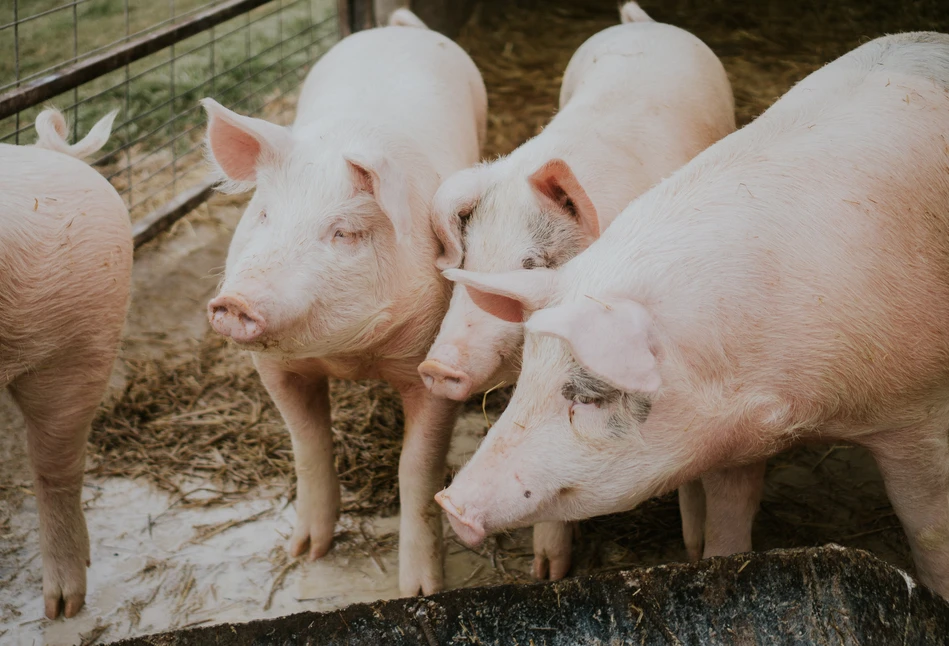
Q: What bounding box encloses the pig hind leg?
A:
[531,521,577,580]
[701,461,766,558]
[397,387,461,596]
[9,354,113,619]
[865,420,949,599]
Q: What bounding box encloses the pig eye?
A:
[334,229,363,244]
[258,210,267,222]
[572,394,600,406]
[522,255,545,270]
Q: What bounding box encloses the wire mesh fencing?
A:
[0,0,341,241]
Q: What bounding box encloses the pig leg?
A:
[256,358,339,560]
[701,461,766,558]
[10,356,111,619]
[531,521,577,580]
[865,424,949,599]
[397,386,461,596]
[678,479,706,561]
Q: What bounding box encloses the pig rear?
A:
[1,109,132,619]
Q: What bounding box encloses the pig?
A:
[202,9,486,596]
[1,107,132,618]
[417,2,735,579]
[436,31,949,599]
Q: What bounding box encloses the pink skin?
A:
[1,110,133,620]
[204,11,485,597]
[437,34,949,599]
[423,2,736,578]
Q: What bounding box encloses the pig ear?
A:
[526,298,660,394]
[443,267,557,323]
[529,159,600,242]
[432,166,491,270]
[201,98,291,186]
[344,152,413,243]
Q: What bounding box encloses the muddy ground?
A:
[3,0,949,644]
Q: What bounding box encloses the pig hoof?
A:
[290,531,334,560]
[43,577,86,620]
[43,555,87,619]
[531,553,571,581]
[399,573,443,597]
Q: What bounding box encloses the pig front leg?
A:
[532,521,577,580]
[865,424,949,599]
[256,358,340,560]
[397,385,461,596]
[678,479,707,561]
[701,461,767,558]
[10,358,109,620]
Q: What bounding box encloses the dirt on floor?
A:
[3,0,949,643]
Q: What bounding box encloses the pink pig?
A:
[203,9,486,596]
[418,2,734,579]
[1,108,132,618]
[437,32,949,599]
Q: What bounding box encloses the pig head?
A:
[435,267,690,545]
[202,98,442,356]
[419,159,601,400]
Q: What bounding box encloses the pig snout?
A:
[418,360,472,400]
[208,294,266,343]
[434,490,486,546]
[418,345,474,400]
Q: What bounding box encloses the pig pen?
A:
[3,0,949,643]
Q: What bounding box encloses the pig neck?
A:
[290,278,448,387]
[641,380,774,493]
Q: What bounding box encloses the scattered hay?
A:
[89,334,406,516]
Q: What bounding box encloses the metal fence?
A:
[0,0,345,246]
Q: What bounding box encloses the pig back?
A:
[292,26,486,172]
[558,22,734,139]
[0,145,133,383]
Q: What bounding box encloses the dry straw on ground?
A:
[89,335,407,515]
